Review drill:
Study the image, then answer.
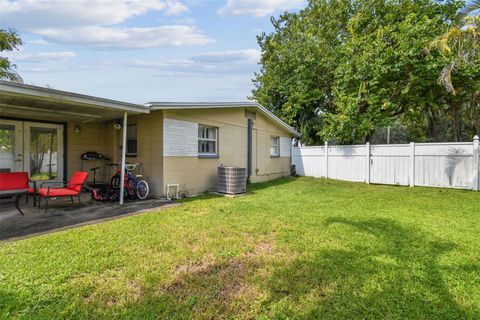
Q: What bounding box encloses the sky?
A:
[0,0,307,104]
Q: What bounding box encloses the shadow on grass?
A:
[178,176,297,205]
[264,217,474,319]
[110,217,475,319]
[111,242,274,319]
[2,216,476,319]
[247,176,297,193]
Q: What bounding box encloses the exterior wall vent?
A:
[218,166,247,195]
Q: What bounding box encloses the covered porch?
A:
[0,80,150,208]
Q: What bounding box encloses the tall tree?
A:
[431,16,479,95]
[253,0,353,144]
[252,0,474,144]
[430,14,479,140]
[324,0,460,143]
[0,29,23,82]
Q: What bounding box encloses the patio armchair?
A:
[37,171,88,212]
[0,172,30,215]
[0,170,40,206]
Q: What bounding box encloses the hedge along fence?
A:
[292,136,479,191]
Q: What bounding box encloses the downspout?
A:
[247,118,253,182]
[119,111,127,205]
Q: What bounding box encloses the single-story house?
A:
[0,80,299,201]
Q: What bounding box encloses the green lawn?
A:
[1,177,479,319]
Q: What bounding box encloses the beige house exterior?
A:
[0,81,299,199]
[108,105,296,196]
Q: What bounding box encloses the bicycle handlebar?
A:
[109,162,144,172]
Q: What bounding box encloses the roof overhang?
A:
[0,80,149,123]
[146,101,301,137]
[0,81,299,136]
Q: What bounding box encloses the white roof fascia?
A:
[0,80,149,114]
[146,101,300,137]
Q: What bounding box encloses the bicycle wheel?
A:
[136,180,149,200]
[110,174,121,188]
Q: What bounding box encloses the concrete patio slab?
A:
[0,193,180,241]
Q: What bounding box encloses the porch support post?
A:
[119,111,128,205]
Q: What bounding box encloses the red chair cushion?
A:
[67,171,88,192]
[28,187,35,194]
[0,172,29,190]
[37,188,79,197]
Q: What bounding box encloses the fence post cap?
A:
[474,135,479,141]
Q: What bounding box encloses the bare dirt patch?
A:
[78,271,143,308]
[244,239,275,258]
[174,253,217,275]
[157,236,279,317]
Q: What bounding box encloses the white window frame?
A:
[270,136,280,157]
[198,125,218,157]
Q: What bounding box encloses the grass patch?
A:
[1,177,479,319]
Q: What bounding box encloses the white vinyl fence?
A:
[292,136,479,191]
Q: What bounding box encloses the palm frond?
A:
[461,0,480,16]
[437,62,456,95]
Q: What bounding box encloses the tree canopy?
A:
[253,0,479,144]
[0,29,23,82]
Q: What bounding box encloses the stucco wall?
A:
[162,108,293,196]
[162,108,247,196]
[251,112,292,183]
[65,107,293,198]
[66,121,110,183]
[114,111,164,196]
[66,111,164,196]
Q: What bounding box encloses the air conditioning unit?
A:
[218,166,247,195]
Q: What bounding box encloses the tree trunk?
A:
[469,92,480,137]
[426,109,438,142]
[449,100,462,142]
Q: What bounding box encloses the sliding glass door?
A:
[0,120,23,173]
[24,122,64,182]
[0,119,63,182]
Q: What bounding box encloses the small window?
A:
[126,124,137,156]
[270,136,280,157]
[198,125,218,156]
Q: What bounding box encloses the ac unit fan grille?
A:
[217,166,247,195]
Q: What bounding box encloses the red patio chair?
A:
[0,172,29,215]
[37,171,88,212]
[0,170,39,206]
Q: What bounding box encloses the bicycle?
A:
[110,162,149,200]
[85,166,120,202]
[90,184,119,202]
